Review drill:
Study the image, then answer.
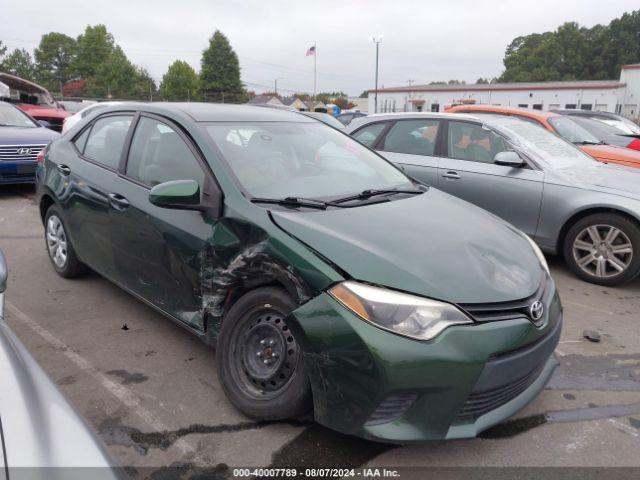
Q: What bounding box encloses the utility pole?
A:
[371,35,383,113]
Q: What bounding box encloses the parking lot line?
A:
[5,301,197,457]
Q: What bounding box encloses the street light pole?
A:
[371,35,383,113]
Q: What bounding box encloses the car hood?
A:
[580,144,640,166]
[17,103,70,118]
[0,125,59,144]
[552,161,640,199]
[271,189,542,304]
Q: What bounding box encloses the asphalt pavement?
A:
[1,183,640,479]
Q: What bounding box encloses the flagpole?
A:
[313,42,317,109]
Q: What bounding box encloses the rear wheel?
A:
[44,206,89,278]
[564,213,640,286]
[216,287,311,420]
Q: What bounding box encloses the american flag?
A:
[306,45,316,56]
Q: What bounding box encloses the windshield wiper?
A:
[574,140,605,145]
[250,196,328,210]
[328,187,424,205]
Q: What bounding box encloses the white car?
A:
[62,101,122,133]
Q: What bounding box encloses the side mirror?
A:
[38,120,52,129]
[149,180,201,209]
[494,151,526,167]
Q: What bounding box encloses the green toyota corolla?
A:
[36,103,561,443]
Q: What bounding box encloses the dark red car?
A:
[0,73,70,132]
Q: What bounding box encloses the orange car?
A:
[445,105,640,169]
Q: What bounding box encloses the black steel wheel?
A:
[216,287,311,420]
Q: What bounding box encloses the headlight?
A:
[524,234,550,274]
[329,281,472,341]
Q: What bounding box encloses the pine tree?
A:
[200,31,245,103]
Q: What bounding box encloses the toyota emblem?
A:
[529,300,544,322]
[17,148,32,155]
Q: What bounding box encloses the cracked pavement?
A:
[2,184,640,477]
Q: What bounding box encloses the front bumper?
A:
[287,287,562,443]
[0,161,37,184]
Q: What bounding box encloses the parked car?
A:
[0,73,71,132]
[37,103,560,443]
[62,101,122,133]
[59,100,96,114]
[551,109,640,139]
[553,114,640,150]
[0,249,123,477]
[347,112,640,286]
[445,105,640,169]
[0,101,59,185]
[336,111,367,126]
[298,111,345,129]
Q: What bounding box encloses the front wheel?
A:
[216,287,311,420]
[563,213,640,286]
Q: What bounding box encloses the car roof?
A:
[446,104,561,120]
[354,112,480,121]
[101,102,316,123]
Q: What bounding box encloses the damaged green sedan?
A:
[36,104,561,443]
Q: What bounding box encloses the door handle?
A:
[442,171,461,180]
[108,193,130,211]
[56,164,71,176]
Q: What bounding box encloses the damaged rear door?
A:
[109,113,216,331]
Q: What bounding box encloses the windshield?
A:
[0,102,38,128]
[593,117,640,135]
[548,116,601,144]
[494,119,597,168]
[205,121,412,199]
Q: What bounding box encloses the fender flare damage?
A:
[199,238,312,344]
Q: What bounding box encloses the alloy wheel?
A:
[572,224,633,278]
[47,215,68,269]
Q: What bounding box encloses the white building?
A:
[369,64,640,121]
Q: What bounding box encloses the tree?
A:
[0,41,7,64]
[85,46,139,99]
[1,49,36,80]
[34,33,77,92]
[200,30,245,103]
[359,90,369,98]
[160,60,199,101]
[499,10,640,82]
[475,78,489,84]
[73,25,115,79]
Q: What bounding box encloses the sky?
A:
[4,0,639,96]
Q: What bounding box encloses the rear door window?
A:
[83,115,133,169]
[382,119,441,156]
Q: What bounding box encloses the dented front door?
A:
[109,115,215,331]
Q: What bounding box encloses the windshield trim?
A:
[201,120,416,208]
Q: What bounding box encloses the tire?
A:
[44,205,89,278]
[216,287,312,420]
[563,213,640,286]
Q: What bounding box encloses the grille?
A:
[0,144,46,162]
[365,393,418,426]
[455,314,562,424]
[459,273,551,326]
[455,364,544,422]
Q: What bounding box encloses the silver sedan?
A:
[347,112,640,286]
[0,249,124,479]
